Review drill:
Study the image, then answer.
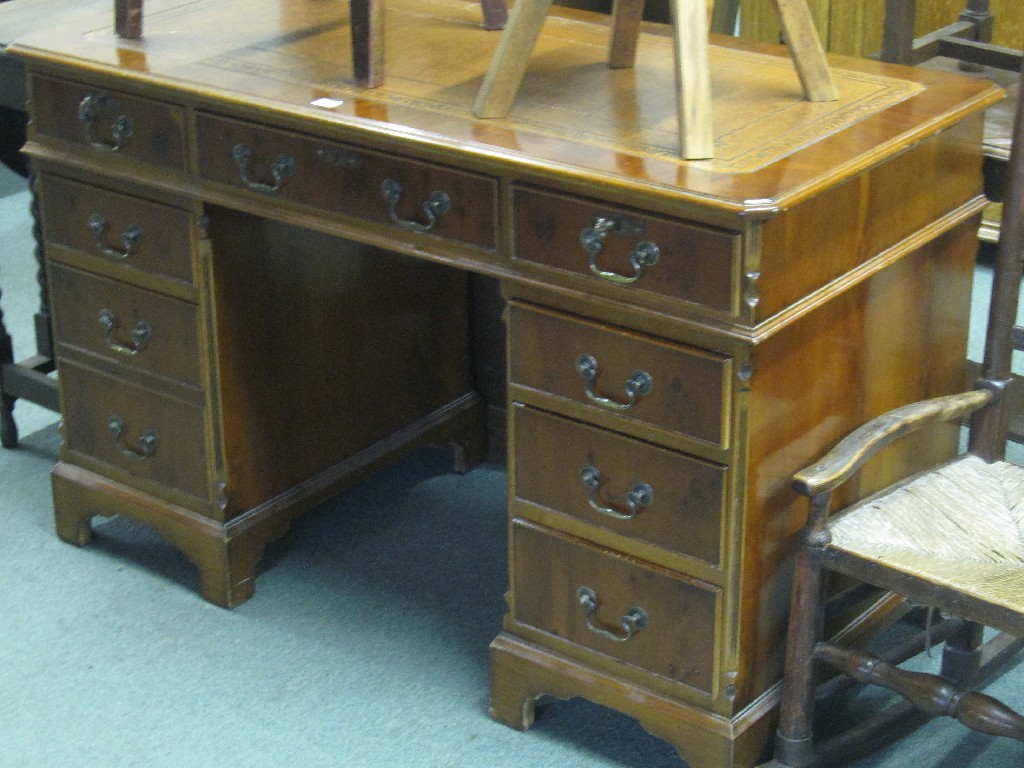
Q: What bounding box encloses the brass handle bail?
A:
[579,464,653,520]
[580,215,660,284]
[576,586,648,643]
[381,179,451,233]
[78,93,134,151]
[232,143,296,194]
[575,354,652,411]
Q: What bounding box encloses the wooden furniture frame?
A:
[473,0,838,159]
[7,0,1001,764]
[879,0,1022,72]
[768,61,1024,768]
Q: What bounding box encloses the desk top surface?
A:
[7,0,1002,211]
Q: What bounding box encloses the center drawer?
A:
[508,302,732,448]
[195,112,497,250]
[511,519,719,694]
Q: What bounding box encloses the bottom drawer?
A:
[511,519,719,693]
[58,361,210,501]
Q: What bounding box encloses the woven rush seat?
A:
[829,454,1024,632]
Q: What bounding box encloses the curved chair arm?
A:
[792,389,992,497]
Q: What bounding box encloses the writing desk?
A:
[9,1,1000,764]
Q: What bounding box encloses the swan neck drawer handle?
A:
[576,586,648,643]
[88,214,142,260]
[78,94,134,151]
[381,179,451,233]
[579,464,653,520]
[232,143,296,194]
[107,415,160,459]
[575,354,652,411]
[580,215,660,284]
[98,309,152,356]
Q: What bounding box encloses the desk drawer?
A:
[508,302,731,448]
[513,186,738,313]
[30,75,186,170]
[58,361,209,501]
[50,264,201,387]
[39,175,194,287]
[195,113,497,250]
[512,405,725,567]
[512,519,718,693]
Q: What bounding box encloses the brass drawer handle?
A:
[98,309,152,356]
[579,464,653,520]
[580,215,659,284]
[574,354,652,411]
[232,143,296,194]
[381,179,451,233]
[78,93,134,151]
[88,214,142,260]
[576,586,648,643]
[107,415,159,459]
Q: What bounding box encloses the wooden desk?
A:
[9,1,1000,765]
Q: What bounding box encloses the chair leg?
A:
[609,0,646,69]
[880,0,916,64]
[474,0,556,118]
[941,620,986,683]
[773,535,830,768]
[770,0,837,101]
[351,0,386,88]
[669,0,714,160]
[115,0,143,39]
[958,0,994,72]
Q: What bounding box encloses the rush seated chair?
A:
[769,60,1024,768]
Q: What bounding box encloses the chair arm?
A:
[792,389,992,497]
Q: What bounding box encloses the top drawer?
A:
[38,174,195,289]
[29,75,186,171]
[512,186,739,314]
[195,113,497,251]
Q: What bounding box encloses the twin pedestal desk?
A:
[10,0,1001,765]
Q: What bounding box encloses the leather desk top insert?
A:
[10,1,1001,766]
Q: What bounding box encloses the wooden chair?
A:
[473,0,838,160]
[767,60,1024,768]
[879,0,1022,73]
[879,0,1024,444]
